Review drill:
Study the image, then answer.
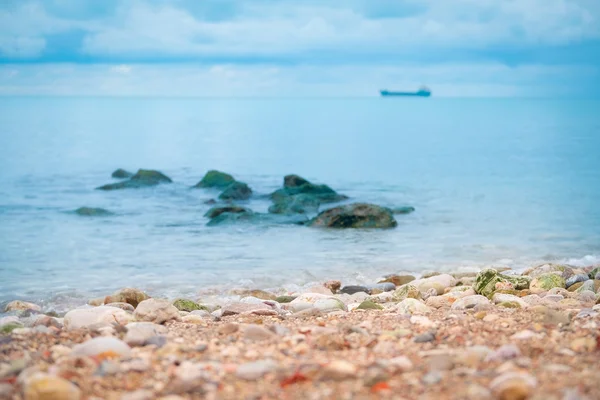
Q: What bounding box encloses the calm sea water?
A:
[1,97,599,310]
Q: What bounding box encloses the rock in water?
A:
[308,203,397,229]
[204,206,252,219]
[23,374,81,400]
[134,299,180,324]
[111,168,133,179]
[271,182,346,204]
[74,207,112,217]
[392,206,416,214]
[268,193,320,215]
[194,170,235,188]
[283,174,311,188]
[96,169,172,190]
[104,288,150,308]
[218,181,252,201]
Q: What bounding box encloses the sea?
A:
[1,97,599,312]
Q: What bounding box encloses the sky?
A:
[0,0,599,97]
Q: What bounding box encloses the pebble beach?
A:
[2,264,599,400]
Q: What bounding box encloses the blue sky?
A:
[1,0,599,96]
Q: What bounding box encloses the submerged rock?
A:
[194,170,235,189]
[207,211,306,227]
[268,193,321,215]
[204,206,251,219]
[391,206,416,215]
[307,203,397,229]
[111,168,133,179]
[74,207,113,217]
[96,169,172,190]
[218,181,252,201]
[473,269,531,298]
[283,174,311,188]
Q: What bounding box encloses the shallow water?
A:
[1,97,599,310]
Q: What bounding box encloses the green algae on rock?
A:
[274,296,297,303]
[172,299,205,312]
[96,169,172,190]
[392,284,422,302]
[530,273,566,291]
[218,181,252,201]
[356,300,384,310]
[307,203,397,229]
[474,269,531,298]
[111,168,133,179]
[194,170,236,189]
[74,207,113,217]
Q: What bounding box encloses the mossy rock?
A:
[173,299,206,312]
[194,170,235,189]
[111,168,133,179]
[308,203,397,229]
[530,273,566,291]
[219,181,252,201]
[97,169,172,190]
[356,300,384,310]
[0,323,23,334]
[205,206,251,219]
[75,207,112,217]
[284,174,311,188]
[588,267,600,280]
[392,284,421,302]
[270,182,347,204]
[498,301,522,309]
[473,269,531,298]
[275,295,297,303]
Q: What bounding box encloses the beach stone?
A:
[425,296,451,309]
[387,356,414,373]
[530,273,566,291]
[96,169,172,190]
[120,390,153,400]
[395,298,430,314]
[288,293,336,312]
[474,269,531,298]
[378,274,416,286]
[194,170,235,188]
[321,360,357,380]
[451,295,491,310]
[392,284,422,302]
[340,285,369,295]
[570,337,597,353]
[0,383,14,398]
[489,372,537,400]
[134,299,180,324]
[64,306,133,330]
[172,299,204,312]
[574,280,595,293]
[74,207,112,217]
[307,203,397,229]
[485,344,521,362]
[0,321,22,334]
[231,289,277,300]
[274,296,296,303]
[322,280,341,293]
[313,298,347,313]
[23,374,81,400]
[219,181,252,201]
[4,300,41,313]
[492,293,529,308]
[414,331,436,343]
[356,300,383,310]
[367,282,396,294]
[587,267,600,279]
[412,274,457,295]
[124,322,168,346]
[104,288,150,308]
[242,324,276,341]
[283,174,310,188]
[523,263,574,278]
[221,302,276,316]
[366,291,395,304]
[111,168,133,179]
[566,274,590,288]
[71,337,131,358]
[236,359,278,380]
[104,302,135,312]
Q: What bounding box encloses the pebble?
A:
[71,337,131,358]
[313,298,347,313]
[489,372,537,400]
[387,356,413,373]
[395,298,431,314]
[413,274,457,295]
[63,306,133,330]
[235,359,278,380]
[0,383,14,399]
[378,274,416,286]
[414,332,436,343]
[566,274,590,288]
[492,293,528,308]
[451,295,491,310]
[124,322,168,346]
[103,288,149,308]
[120,358,151,373]
[221,302,277,316]
[134,299,180,324]
[410,315,435,327]
[105,302,135,312]
[570,337,597,353]
[340,285,370,295]
[4,300,41,313]
[242,324,276,341]
[321,360,357,380]
[23,373,81,400]
[485,344,521,362]
[422,370,443,385]
[323,280,341,293]
[510,330,538,340]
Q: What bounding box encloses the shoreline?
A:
[1,263,599,399]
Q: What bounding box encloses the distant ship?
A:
[380,86,431,97]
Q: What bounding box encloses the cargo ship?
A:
[380,86,431,97]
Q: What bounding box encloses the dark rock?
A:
[219,181,252,201]
[414,332,436,343]
[204,206,251,219]
[204,199,217,205]
[268,193,320,215]
[194,170,235,189]
[111,168,133,179]
[284,174,311,188]
[74,207,112,216]
[340,285,370,295]
[96,169,172,190]
[207,211,307,227]
[271,183,347,204]
[307,203,397,229]
[392,206,416,215]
